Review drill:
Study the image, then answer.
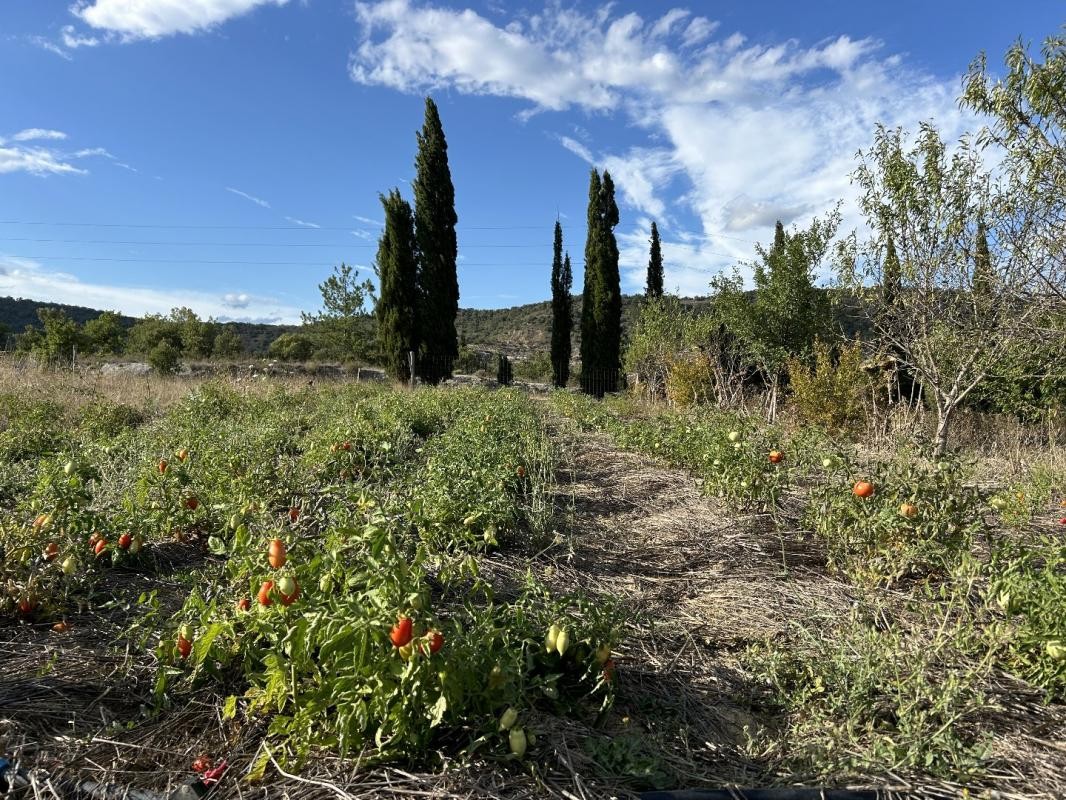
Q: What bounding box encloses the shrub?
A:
[787,340,870,436]
[665,352,713,408]
[148,340,181,375]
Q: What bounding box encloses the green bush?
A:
[787,340,870,436]
[148,340,181,375]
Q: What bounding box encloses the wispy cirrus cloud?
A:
[226,186,271,208]
[350,1,973,293]
[284,216,320,229]
[0,130,137,177]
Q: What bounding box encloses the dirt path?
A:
[514,415,859,794]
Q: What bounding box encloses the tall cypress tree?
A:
[413,96,458,383]
[375,190,420,381]
[550,220,572,387]
[973,220,993,312]
[646,221,664,298]
[771,220,786,261]
[580,168,621,395]
[883,234,901,307]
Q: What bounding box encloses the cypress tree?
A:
[646,221,664,298]
[413,96,459,383]
[375,189,420,381]
[973,220,993,311]
[580,168,621,395]
[550,220,573,388]
[771,220,786,261]
[883,235,901,307]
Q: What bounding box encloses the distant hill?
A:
[0,296,295,355]
[0,293,735,359]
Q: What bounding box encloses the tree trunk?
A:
[933,402,955,457]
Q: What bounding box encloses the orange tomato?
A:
[257,580,274,606]
[853,481,874,499]
[267,538,287,569]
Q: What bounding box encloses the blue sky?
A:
[1,1,1062,324]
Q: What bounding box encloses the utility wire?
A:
[0,219,760,244]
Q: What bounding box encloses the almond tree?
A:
[846,123,1062,455]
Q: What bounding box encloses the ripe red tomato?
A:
[853,481,874,499]
[257,580,274,606]
[516,465,526,478]
[390,616,413,647]
[94,538,109,555]
[158,459,169,474]
[428,630,444,654]
[267,539,287,569]
[118,533,132,550]
[288,506,300,523]
[52,621,71,633]
[769,450,783,464]
[17,597,36,616]
[43,542,59,561]
[237,597,251,612]
[177,634,192,660]
[183,496,199,511]
[341,441,352,452]
[191,755,212,774]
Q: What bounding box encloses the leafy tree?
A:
[846,122,1061,455]
[413,96,459,382]
[31,308,84,364]
[147,339,180,375]
[375,189,420,381]
[549,220,573,387]
[962,31,1066,301]
[301,263,375,362]
[711,213,837,420]
[580,169,622,395]
[625,295,714,400]
[82,310,127,355]
[211,326,243,359]
[268,332,316,362]
[168,307,215,358]
[127,314,182,355]
[646,221,664,298]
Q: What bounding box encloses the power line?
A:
[0,220,581,232]
[0,253,558,266]
[0,237,551,249]
[0,219,760,244]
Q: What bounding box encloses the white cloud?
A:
[222,292,251,307]
[0,131,135,177]
[284,216,320,228]
[350,1,974,294]
[30,37,74,60]
[226,186,271,208]
[72,0,290,40]
[61,25,101,48]
[0,146,86,176]
[0,255,302,324]
[12,129,68,143]
[353,215,383,226]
